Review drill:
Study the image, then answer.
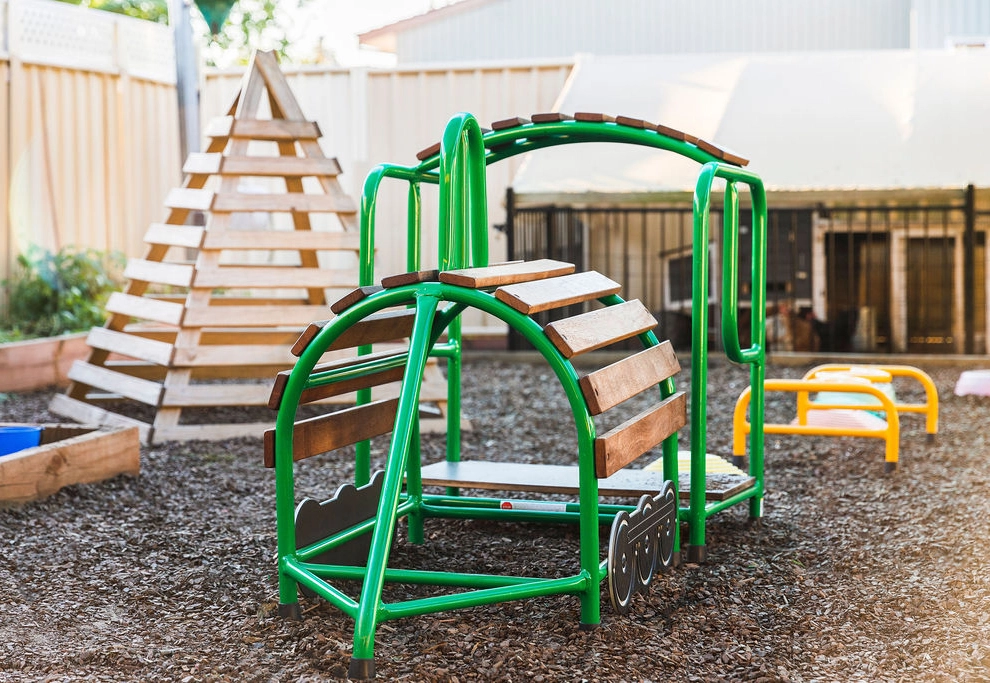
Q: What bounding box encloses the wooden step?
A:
[417,459,750,501]
[268,349,408,409]
[183,153,343,178]
[201,229,360,251]
[330,286,384,314]
[438,259,575,289]
[491,116,532,131]
[106,292,184,326]
[381,269,441,289]
[263,397,398,467]
[291,309,417,356]
[530,112,573,123]
[211,192,356,214]
[123,259,195,288]
[143,223,205,249]
[67,361,164,406]
[86,327,174,366]
[495,270,620,315]
[206,116,321,142]
[191,265,356,289]
[544,299,657,358]
[170,343,297,368]
[594,392,687,478]
[579,341,680,415]
[181,304,335,328]
[165,188,215,212]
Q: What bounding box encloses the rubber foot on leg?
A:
[349,657,376,680]
[278,603,301,620]
[578,622,600,631]
[670,551,681,568]
[686,544,707,564]
[731,455,747,471]
[926,433,935,445]
[884,461,897,474]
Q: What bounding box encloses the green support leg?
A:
[350,294,439,679]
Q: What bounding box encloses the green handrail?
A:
[687,162,767,561]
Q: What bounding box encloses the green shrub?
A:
[1,246,124,341]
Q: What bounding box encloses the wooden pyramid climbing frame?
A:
[51,51,447,443]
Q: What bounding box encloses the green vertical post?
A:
[350,293,440,678]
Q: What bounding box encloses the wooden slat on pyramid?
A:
[51,51,447,443]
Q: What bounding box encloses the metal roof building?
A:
[361,0,990,64]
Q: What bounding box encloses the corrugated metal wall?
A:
[384,0,990,62]
[915,0,990,47]
[392,0,913,62]
[201,61,573,333]
[1,0,180,297]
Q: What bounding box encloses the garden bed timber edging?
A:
[0,423,140,505]
[0,332,89,392]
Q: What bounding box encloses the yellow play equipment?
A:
[733,364,938,473]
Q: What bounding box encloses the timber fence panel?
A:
[0,0,179,305]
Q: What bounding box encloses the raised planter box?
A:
[0,332,90,392]
[0,424,140,505]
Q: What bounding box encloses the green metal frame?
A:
[272,113,768,677]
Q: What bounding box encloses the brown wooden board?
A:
[330,286,384,314]
[267,349,408,409]
[417,459,750,501]
[495,270,620,315]
[531,112,573,123]
[575,112,616,123]
[615,115,655,130]
[696,139,749,166]
[291,309,417,356]
[654,123,695,143]
[491,116,531,130]
[416,141,441,161]
[263,397,398,467]
[381,270,440,288]
[544,299,657,358]
[439,259,575,289]
[594,392,687,478]
[579,341,680,415]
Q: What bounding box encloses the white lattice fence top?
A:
[0,0,8,57]
[6,0,175,83]
[118,13,176,84]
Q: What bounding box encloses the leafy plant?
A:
[1,246,124,342]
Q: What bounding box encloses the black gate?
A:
[506,187,987,355]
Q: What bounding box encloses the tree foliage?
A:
[53,0,312,66]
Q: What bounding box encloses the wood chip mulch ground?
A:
[1,355,989,682]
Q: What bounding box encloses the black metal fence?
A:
[506,187,989,355]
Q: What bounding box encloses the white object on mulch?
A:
[955,370,990,396]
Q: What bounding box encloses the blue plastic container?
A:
[0,426,43,456]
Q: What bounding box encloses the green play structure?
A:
[266,112,768,679]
